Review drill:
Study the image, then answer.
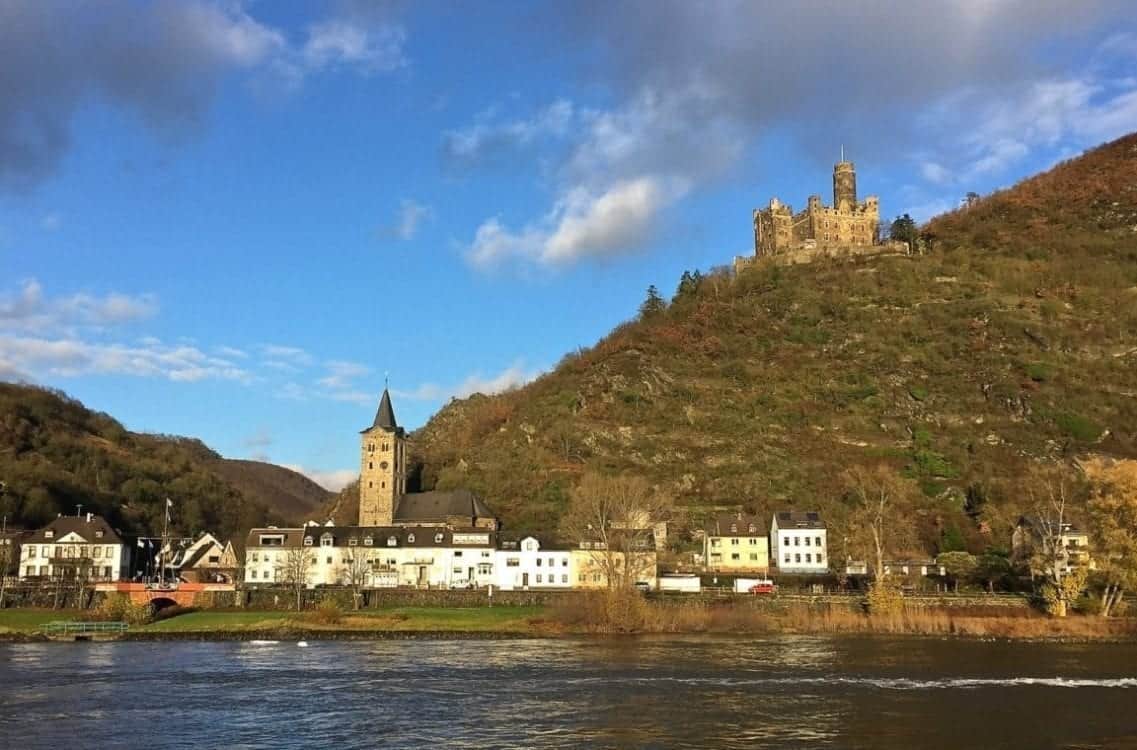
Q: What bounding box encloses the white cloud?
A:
[284,465,357,492]
[215,345,249,359]
[467,176,685,268]
[0,334,252,383]
[0,279,157,333]
[259,344,314,367]
[302,20,406,74]
[443,99,575,164]
[396,361,542,402]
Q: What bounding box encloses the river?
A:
[1,636,1135,749]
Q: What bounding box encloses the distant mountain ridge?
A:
[407,133,1137,553]
[0,383,330,540]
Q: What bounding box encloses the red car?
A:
[749,581,777,594]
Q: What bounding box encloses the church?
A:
[358,388,499,531]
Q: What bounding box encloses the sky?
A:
[2,1,1136,491]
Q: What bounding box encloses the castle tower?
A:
[358,388,406,526]
[833,159,857,212]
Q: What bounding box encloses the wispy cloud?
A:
[259,343,314,369]
[395,360,542,402]
[0,279,157,333]
[302,20,406,75]
[380,199,434,241]
[284,465,357,493]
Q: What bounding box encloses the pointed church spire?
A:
[371,388,398,431]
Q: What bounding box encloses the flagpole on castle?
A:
[160,497,172,586]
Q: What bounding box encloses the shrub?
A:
[1026,363,1052,382]
[309,598,343,625]
[93,594,153,625]
[1055,412,1103,442]
[864,581,904,616]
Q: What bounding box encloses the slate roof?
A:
[774,511,826,530]
[246,525,496,549]
[705,512,766,537]
[393,489,497,524]
[362,388,402,433]
[25,515,123,545]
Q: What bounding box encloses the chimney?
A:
[86,513,92,523]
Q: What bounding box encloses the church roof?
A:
[363,388,399,433]
[393,489,496,524]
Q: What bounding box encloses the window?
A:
[407,534,415,543]
[817,554,824,564]
[94,530,104,539]
[38,565,47,576]
[453,567,462,574]
[369,462,373,470]
[710,539,721,547]
[748,524,756,533]
[482,551,491,559]
[536,574,543,584]
[506,558,520,567]
[93,547,102,559]
[106,546,114,558]
[548,558,555,567]
[349,538,358,547]
[45,530,54,539]
[27,547,35,559]
[387,536,397,547]
[251,552,259,563]
[731,553,740,561]
[730,524,737,533]
[805,553,812,563]
[434,533,444,544]
[795,553,801,563]
[25,566,34,577]
[320,535,332,548]
[326,556,332,565]
[731,538,739,546]
[750,553,758,561]
[784,554,791,563]
[454,550,463,558]
[815,536,822,547]
[748,538,758,546]
[368,481,372,488]
[804,537,811,547]
[208,555,220,564]
[562,558,568,567]
[303,536,313,546]
[41,546,49,557]
[260,534,284,547]
[794,537,800,546]
[536,558,542,566]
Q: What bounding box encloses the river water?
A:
[1,636,1135,749]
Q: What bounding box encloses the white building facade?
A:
[494,537,572,590]
[19,514,129,582]
[771,511,828,574]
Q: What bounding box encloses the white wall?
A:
[773,529,828,573]
[495,538,572,590]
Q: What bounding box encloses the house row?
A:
[703,511,828,575]
[243,522,657,591]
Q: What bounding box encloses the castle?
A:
[735,156,904,270]
[358,388,499,530]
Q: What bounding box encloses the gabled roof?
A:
[706,512,766,537]
[25,515,123,545]
[246,525,496,550]
[362,388,400,433]
[393,489,496,524]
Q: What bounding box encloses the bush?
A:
[1055,412,1103,442]
[864,582,904,616]
[308,598,343,625]
[92,594,152,625]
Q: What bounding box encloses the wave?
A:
[563,676,1137,690]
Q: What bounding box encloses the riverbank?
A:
[3,602,1135,643]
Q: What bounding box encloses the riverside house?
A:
[18,513,130,582]
[244,522,497,589]
[1011,516,1094,576]
[703,512,769,573]
[494,536,572,590]
[771,511,828,574]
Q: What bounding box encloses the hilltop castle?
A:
[735,156,904,269]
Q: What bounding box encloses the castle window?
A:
[381,481,386,489]
[369,462,373,470]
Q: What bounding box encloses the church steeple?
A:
[359,387,406,526]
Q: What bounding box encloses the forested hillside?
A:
[407,133,1137,554]
[0,383,329,540]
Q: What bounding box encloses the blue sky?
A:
[2,1,1136,490]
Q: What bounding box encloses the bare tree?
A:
[1027,470,1087,617]
[340,550,374,610]
[843,465,919,581]
[559,473,672,592]
[276,546,315,611]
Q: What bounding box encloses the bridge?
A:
[96,582,236,610]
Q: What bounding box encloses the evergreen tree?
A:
[639,285,667,318]
[890,213,918,252]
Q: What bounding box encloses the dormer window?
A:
[407,533,416,543]
[95,530,104,538]
[434,533,444,544]
[748,525,755,533]
[45,530,54,539]
[364,537,374,546]
[349,538,358,547]
[303,537,314,546]
[730,524,737,533]
[320,534,333,547]
[387,536,396,547]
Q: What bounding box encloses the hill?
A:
[407,133,1137,554]
[0,383,329,540]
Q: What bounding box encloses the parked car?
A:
[634,581,652,592]
[748,581,777,595]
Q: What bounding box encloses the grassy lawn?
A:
[0,608,81,633]
[141,605,550,634]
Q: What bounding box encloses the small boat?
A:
[297,641,309,648]
[248,640,279,646]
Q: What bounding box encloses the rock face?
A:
[409,133,1137,551]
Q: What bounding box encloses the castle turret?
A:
[833,160,857,212]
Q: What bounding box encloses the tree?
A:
[673,270,703,304]
[276,545,315,611]
[963,191,980,208]
[340,551,374,610]
[938,551,977,593]
[639,285,667,318]
[1027,469,1087,617]
[843,465,919,581]
[1083,458,1137,617]
[975,551,1012,593]
[559,473,672,593]
[889,214,918,253]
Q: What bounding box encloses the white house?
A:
[770,511,828,574]
[494,536,572,590]
[19,514,130,582]
[243,522,497,589]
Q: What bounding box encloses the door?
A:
[417,565,428,587]
[522,572,529,588]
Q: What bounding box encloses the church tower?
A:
[358,388,406,526]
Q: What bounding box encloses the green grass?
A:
[0,608,82,633]
[139,605,548,634]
